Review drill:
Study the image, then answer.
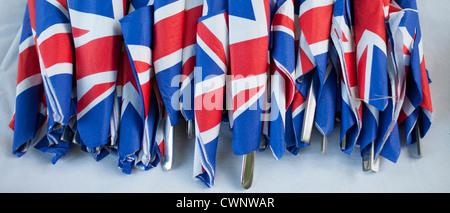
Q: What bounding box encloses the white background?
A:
[0,0,449,192]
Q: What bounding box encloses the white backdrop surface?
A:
[0,0,449,193]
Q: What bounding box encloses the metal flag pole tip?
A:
[362,142,379,172]
[186,119,193,139]
[162,113,174,171]
[415,123,422,158]
[341,133,347,151]
[301,80,317,143]
[321,136,327,154]
[241,151,255,189]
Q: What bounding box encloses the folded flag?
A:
[330,0,362,154]
[228,0,270,155]
[193,0,228,187]
[10,4,44,157]
[119,2,157,173]
[180,0,203,121]
[67,0,127,159]
[25,0,75,163]
[394,0,433,147]
[153,0,185,127]
[354,0,389,160]
[295,0,334,145]
[268,0,296,160]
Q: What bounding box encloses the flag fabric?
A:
[370,0,401,163]
[294,0,335,145]
[153,0,185,127]
[10,4,44,157]
[288,90,308,154]
[228,0,270,155]
[67,0,127,159]
[286,0,309,155]
[268,0,296,160]
[25,0,75,163]
[9,0,434,186]
[354,0,389,158]
[179,0,203,121]
[193,0,228,187]
[330,0,362,154]
[119,1,157,173]
[372,2,404,163]
[394,0,433,147]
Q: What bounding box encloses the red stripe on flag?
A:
[272,13,294,31]
[183,5,203,48]
[17,46,40,84]
[56,0,67,8]
[194,87,224,132]
[344,52,358,87]
[181,56,196,78]
[38,33,73,69]
[357,47,368,101]
[153,11,185,61]
[230,37,269,77]
[134,61,151,74]
[197,21,228,67]
[299,5,333,44]
[233,85,265,113]
[72,27,90,38]
[354,0,386,44]
[77,82,115,113]
[419,58,432,112]
[292,90,306,109]
[300,48,315,74]
[75,36,123,79]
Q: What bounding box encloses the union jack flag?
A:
[228,0,270,155]
[153,0,185,126]
[67,0,127,158]
[193,0,228,187]
[394,0,433,148]
[295,0,334,143]
[119,2,158,173]
[330,0,362,154]
[10,4,44,157]
[25,0,75,162]
[354,0,389,159]
[370,2,404,163]
[153,0,186,170]
[288,90,308,154]
[268,0,296,160]
[180,0,203,121]
[286,0,308,155]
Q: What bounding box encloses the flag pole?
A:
[241,151,255,189]
[341,133,347,151]
[301,78,317,143]
[321,136,327,154]
[415,123,422,158]
[162,112,174,171]
[362,142,379,172]
[186,119,194,139]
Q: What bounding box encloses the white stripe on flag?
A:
[36,23,71,45]
[16,74,42,97]
[77,71,117,99]
[154,0,185,23]
[154,49,183,74]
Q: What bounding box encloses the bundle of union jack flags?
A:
[10,0,433,187]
